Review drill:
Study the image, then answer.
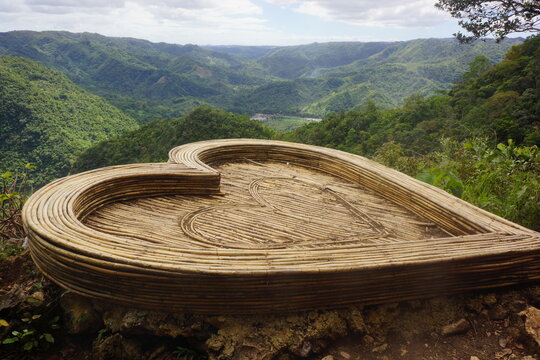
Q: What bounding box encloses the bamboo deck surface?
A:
[22,139,540,314]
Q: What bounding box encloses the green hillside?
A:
[0,56,138,185]
[0,31,263,122]
[286,36,539,155]
[283,36,540,229]
[0,31,522,120]
[72,36,538,174]
[71,106,274,172]
[232,38,521,116]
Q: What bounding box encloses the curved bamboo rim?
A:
[21,139,540,313]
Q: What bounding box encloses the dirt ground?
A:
[1,252,540,360]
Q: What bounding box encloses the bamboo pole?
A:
[21,139,540,314]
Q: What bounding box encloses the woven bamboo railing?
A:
[22,139,540,314]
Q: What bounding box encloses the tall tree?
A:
[436,0,540,41]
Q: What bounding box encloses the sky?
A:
[0,0,467,45]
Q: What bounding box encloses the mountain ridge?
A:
[0,31,521,121]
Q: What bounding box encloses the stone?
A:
[483,293,498,307]
[321,356,334,360]
[470,356,480,360]
[60,293,102,334]
[521,306,540,346]
[347,308,366,332]
[363,335,375,344]
[510,300,527,313]
[466,298,484,313]
[297,340,312,358]
[495,348,512,358]
[441,318,470,336]
[206,336,224,352]
[30,291,44,301]
[372,343,388,353]
[489,305,509,321]
[93,333,145,360]
[339,351,351,359]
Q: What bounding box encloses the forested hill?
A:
[71,36,540,170]
[71,36,540,229]
[0,56,137,185]
[0,31,521,120]
[0,31,252,122]
[285,35,540,155]
[71,106,274,173]
[283,36,540,229]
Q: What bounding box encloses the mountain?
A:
[71,106,274,173]
[0,56,138,185]
[285,36,540,155]
[247,38,523,114]
[281,36,539,229]
[0,31,262,122]
[202,45,278,60]
[72,36,539,175]
[0,31,522,121]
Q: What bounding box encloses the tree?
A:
[435,0,540,42]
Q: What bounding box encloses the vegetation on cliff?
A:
[0,56,137,185]
[71,106,274,172]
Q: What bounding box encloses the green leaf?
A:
[26,297,41,303]
[2,337,19,344]
[31,314,42,320]
[23,340,34,350]
[21,330,35,337]
[43,333,54,343]
[0,319,8,327]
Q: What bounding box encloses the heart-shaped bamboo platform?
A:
[22,139,540,314]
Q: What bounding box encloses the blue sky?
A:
[0,0,467,45]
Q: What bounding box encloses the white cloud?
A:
[26,0,125,8]
[0,0,459,44]
[0,0,268,44]
[265,0,451,28]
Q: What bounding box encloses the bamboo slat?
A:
[22,139,540,314]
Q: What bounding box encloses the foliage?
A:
[0,164,34,260]
[0,56,137,186]
[282,37,540,229]
[1,313,59,352]
[436,0,540,42]
[372,138,540,230]
[0,31,521,120]
[287,36,540,157]
[421,138,539,229]
[71,106,275,172]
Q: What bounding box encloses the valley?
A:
[0,31,521,122]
